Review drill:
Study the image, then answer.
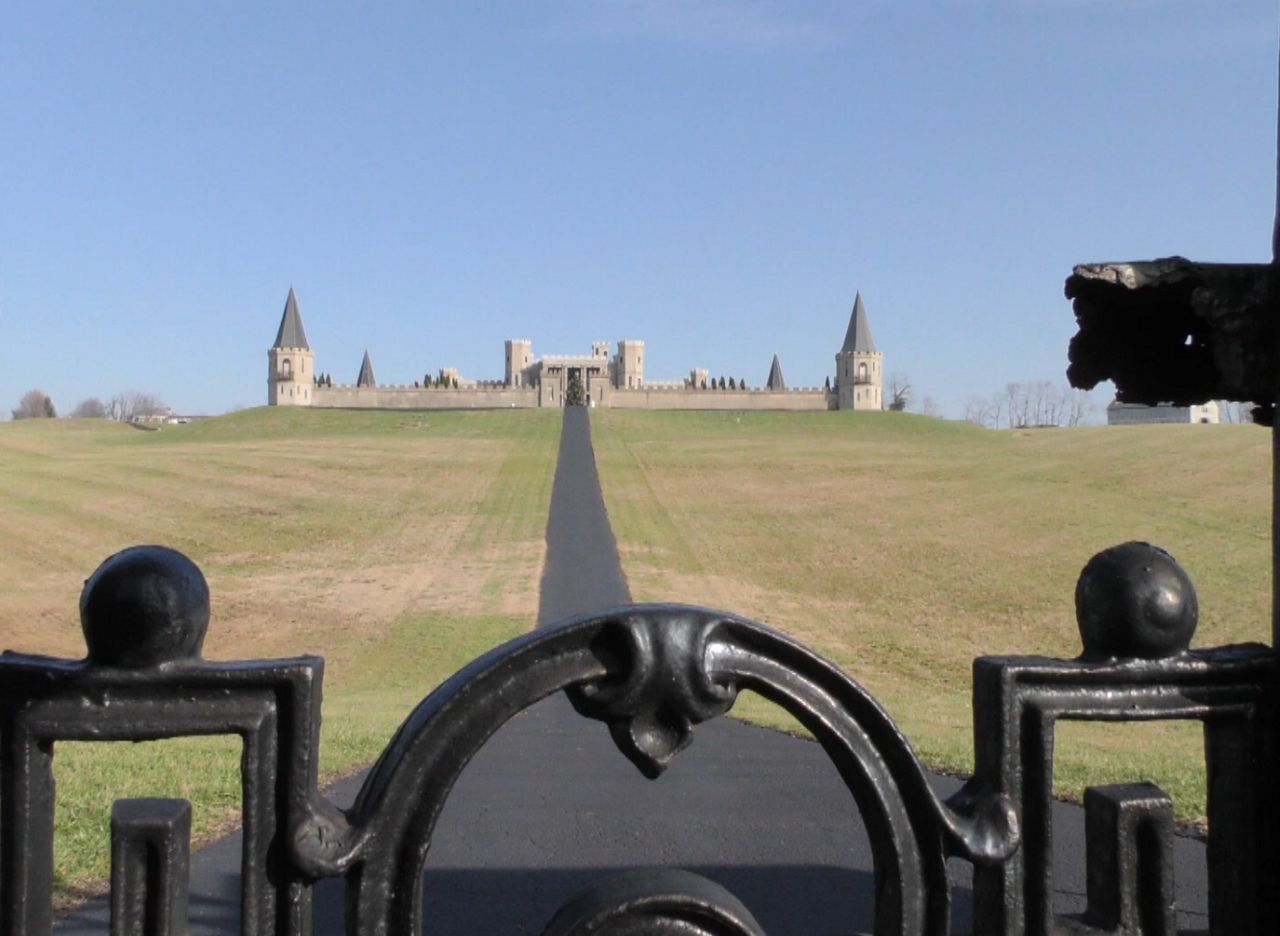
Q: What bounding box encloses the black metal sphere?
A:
[80,546,209,667]
[1075,541,1197,661]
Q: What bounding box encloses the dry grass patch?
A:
[0,407,560,895]
[592,409,1269,820]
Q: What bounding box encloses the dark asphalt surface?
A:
[58,407,1208,935]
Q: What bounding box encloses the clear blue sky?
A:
[2,2,1276,418]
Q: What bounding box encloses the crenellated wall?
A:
[307,384,833,411]
[605,388,834,411]
[313,386,538,409]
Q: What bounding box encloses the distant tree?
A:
[12,390,56,420]
[963,394,998,427]
[108,391,166,422]
[887,373,911,411]
[728,377,736,389]
[718,376,726,390]
[452,376,459,389]
[565,372,586,406]
[700,379,707,389]
[919,395,941,418]
[71,397,108,419]
[824,376,831,391]
[414,381,420,388]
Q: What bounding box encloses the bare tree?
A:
[887,373,912,411]
[11,390,56,419]
[919,395,941,418]
[1005,383,1029,428]
[1063,387,1094,427]
[109,391,167,422]
[963,394,1000,427]
[71,397,108,419]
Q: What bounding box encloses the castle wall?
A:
[605,388,834,411]
[313,386,538,410]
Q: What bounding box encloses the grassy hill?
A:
[0,407,561,897]
[2,406,1267,893]
[591,409,1271,821]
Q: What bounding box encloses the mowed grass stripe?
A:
[0,407,561,898]
[591,409,1271,820]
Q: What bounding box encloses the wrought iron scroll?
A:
[1,541,1275,934]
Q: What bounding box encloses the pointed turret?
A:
[273,287,310,350]
[357,350,377,388]
[267,287,315,406]
[766,353,787,391]
[835,291,883,410]
[840,291,876,354]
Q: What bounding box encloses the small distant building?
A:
[1106,400,1220,425]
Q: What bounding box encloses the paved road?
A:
[59,407,1208,934]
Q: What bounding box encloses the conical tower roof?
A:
[840,291,877,354]
[356,349,376,388]
[766,353,786,391]
[272,287,310,350]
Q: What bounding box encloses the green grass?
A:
[591,409,1271,821]
[9,404,1270,894]
[0,408,560,898]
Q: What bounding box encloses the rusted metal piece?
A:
[1064,258,1274,415]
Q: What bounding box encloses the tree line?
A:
[10,390,168,422]
[885,375,1092,426]
[963,381,1094,428]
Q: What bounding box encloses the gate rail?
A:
[1,539,1273,935]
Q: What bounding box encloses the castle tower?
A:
[356,350,377,388]
[615,340,644,389]
[505,339,533,387]
[268,287,315,406]
[766,353,787,391]
[835,292,883,410]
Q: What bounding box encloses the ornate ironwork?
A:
[1,541,1273,934]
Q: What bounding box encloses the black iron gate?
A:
[2,535,1275,935]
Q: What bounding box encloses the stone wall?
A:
[605,388,834,411]
[308,385,836,411]
[313,386,539,410]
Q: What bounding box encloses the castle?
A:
[268,289,883,412]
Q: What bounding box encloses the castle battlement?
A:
[269,292,882,412]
